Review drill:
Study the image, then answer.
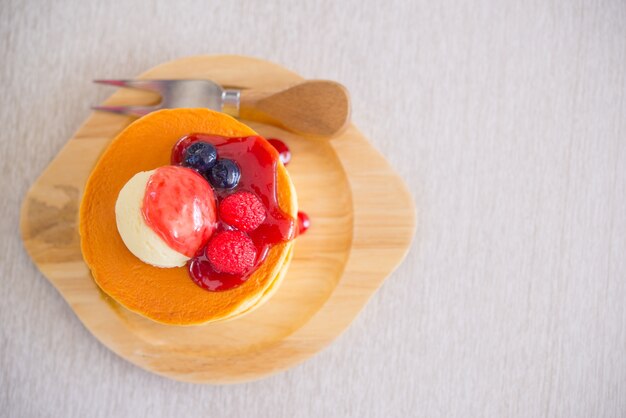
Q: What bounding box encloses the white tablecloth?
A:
[2,0,625,416]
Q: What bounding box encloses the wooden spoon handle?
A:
[239,80,351,137]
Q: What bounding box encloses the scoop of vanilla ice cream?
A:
[115,170,189,268]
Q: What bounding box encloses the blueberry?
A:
[208,159,240,189]
[182,142,217,173]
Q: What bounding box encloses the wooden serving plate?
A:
[20,55,416,384]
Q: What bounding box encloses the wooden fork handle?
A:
[239,80,351,137]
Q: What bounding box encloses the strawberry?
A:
[206,231,257,275]
[219,191,266,231]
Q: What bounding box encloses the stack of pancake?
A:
[79,109,297,325]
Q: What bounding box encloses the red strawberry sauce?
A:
[171,134,307,291]
[267,138,291,165]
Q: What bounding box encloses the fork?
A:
[93,79,351,137]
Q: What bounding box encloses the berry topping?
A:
[171,135,195,165]
[297,211,310,235]
[268,138,291,166]
[174,134,302,292]
[171,134,225,165]
[219,191,266,231]
[142,166,217,257]
[206,231,257,275]
[207,159,241,189]
[182,141,217,173]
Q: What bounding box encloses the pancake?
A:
[79,109,297,325]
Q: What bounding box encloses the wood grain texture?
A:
[19,55,416,383]
[3,0,626,417]
[239,80,351,137]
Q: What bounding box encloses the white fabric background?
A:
[2,0,626,417]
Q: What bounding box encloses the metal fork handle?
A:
[221,89,240,117]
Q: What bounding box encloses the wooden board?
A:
[19,55,416,384]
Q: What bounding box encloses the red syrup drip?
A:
[171,134,297,291]
[297,211,310,235]
[267,138,291,165]
[266,140,309,235]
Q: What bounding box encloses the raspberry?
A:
[206,231,257,275]
[219,192,266,231]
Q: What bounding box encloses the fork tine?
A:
[92,105,158,117]
[93,79,164,93]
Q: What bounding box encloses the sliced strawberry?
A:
[142,166,216,257]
